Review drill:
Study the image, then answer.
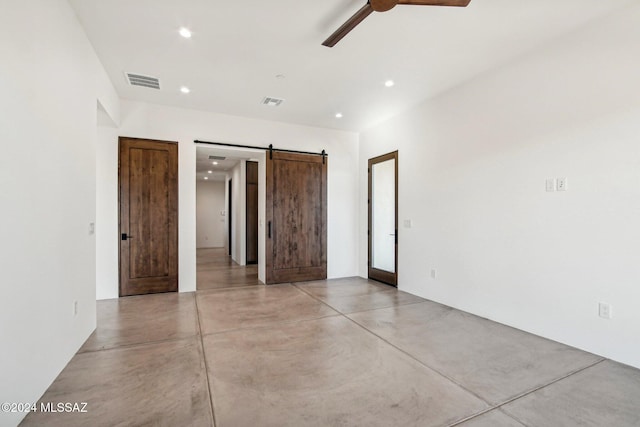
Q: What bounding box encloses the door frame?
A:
[368,151,398,287]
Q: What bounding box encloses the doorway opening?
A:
[195,146,260,290]
[368,151,398,287]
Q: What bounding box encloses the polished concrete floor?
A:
[21,253,640,426]
[196,248,260,290]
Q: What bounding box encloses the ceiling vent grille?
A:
[261,97,284,107]
[208,155,227,160]
[125,72,160,90]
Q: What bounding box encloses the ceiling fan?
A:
[322,0,471,47]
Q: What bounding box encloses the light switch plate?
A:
[599,302,612,319]
[403,219,412,228]
[546,179,555,192]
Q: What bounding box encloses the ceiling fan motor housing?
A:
[370,0,398,12]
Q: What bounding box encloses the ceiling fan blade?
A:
[322,3,374,48]
[397,0,471,6]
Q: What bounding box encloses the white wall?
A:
[224,175,229,251]
[359,3,640,369]
[96,100,359,298]
[196,181,226,248]
[257,154,267,282]
[0,1,119,425]
[96,126,119,300]
[230,161,247,264]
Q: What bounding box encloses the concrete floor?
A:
[21,250,640,426]
[196,248,260,291]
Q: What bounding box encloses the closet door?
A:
[119,137,178,296]
[266,152,327,284]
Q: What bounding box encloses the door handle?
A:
[268,221,272,239]
[121,233,134,240]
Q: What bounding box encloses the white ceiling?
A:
[70,0,632,132]
[195,150,235,182]
[195,146,261,181]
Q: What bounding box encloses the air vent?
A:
[261,97,284,107]
[208,155,226,160]
[125,72,160,90]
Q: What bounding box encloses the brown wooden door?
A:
[368,151,398,287]
[246,161,258,264]
[119,137,178,296]
[266,152,327,284]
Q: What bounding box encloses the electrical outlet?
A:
[73,301,78,317]
[89,222,95,235]
[404,219,413,228]
[598,302,612,319]
[430,269,437,279]
[557,177,567,191]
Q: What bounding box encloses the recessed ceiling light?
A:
[276,74,286,79]
[179,28,192,38]
[335,113,343,118]
[207,170,212,174]
[204,176,208,180]
[385,80,395,87]
[212,161,218,165]
[180,86,190,94]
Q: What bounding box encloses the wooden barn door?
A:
[266,152,327,284]
[119,137,178,296]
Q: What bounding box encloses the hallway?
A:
[197,248,260,290]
